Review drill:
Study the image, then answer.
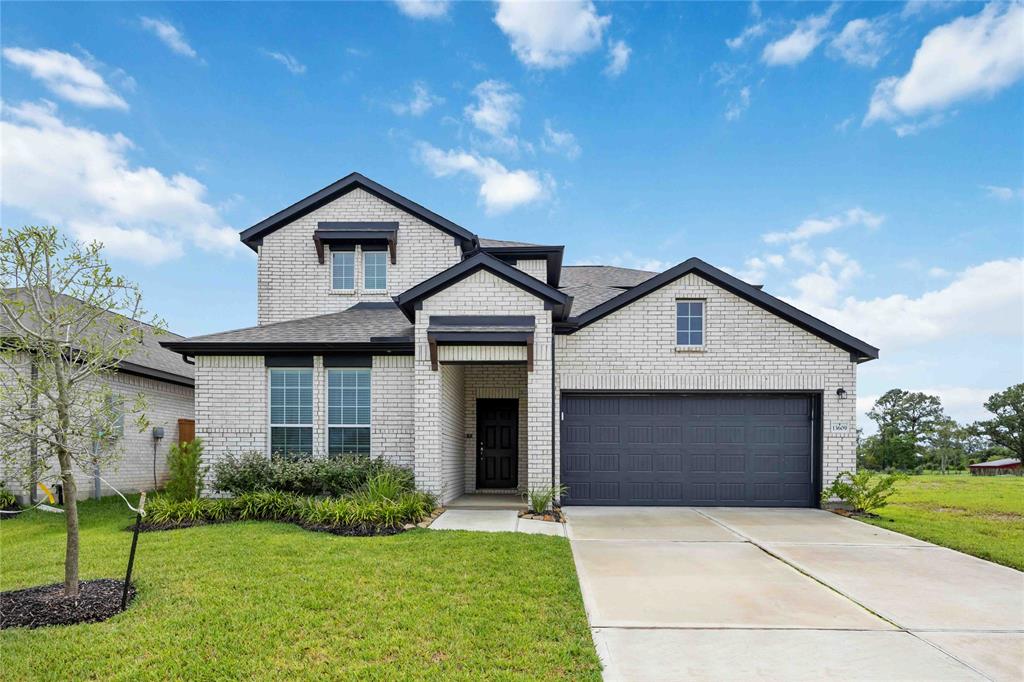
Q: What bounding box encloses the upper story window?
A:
[269,368,313,457]
[332,251,354,290]
[676,300,704,347]
[363,250,388,290]
[327,368,371,457]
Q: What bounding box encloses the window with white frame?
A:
[332,251,355,290]
[269,368,313,457]
[327,368,371,457]
[676,300,704,346]
[363,250,387,290]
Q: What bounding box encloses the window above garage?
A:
[676,300,704,348]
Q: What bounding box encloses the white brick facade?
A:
[556,272,858,484]
[188,177,870,506]
[3,366,194,501]
[257,188,461,324]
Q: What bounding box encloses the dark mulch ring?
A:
[518,509,566,523]
[829,508,880,519]
[1,579,135,630]
[131,518,405,536]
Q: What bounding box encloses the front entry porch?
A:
[446,493,526,511]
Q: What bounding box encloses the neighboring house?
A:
[164,173,878,508]
[968,458,1022,476]
[1,293,195,503]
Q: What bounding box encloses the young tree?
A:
[976,384,1024,460]
[0,226,159,597]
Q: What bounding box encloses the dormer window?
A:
[332,251,355,290]
[363,250,388,291]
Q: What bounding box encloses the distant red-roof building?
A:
[968,458,1022,476]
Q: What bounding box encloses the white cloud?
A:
[262,50,306,75]
[0,100,237,264]
[763,207,883,244]
[891,111,948,137]
[725,86,752,121]
[788,242,816,265]
[829,17,887,68]
[391,82,443,116]
[494,0,610,69]
[2,48,128,110]
[927,266,951,278]
[541,120,581,160]
[865,3,1024,125]
[417,142,552,213]
[464,80,522,149]
[140,17,199,60]
[736,252,786,283]
[727,22,768,51]
[573,252,670,272]
[790,248,862,307]
[835,115,855,133]
[982,184,1023,200]
[604,40,631,78]
[790,258,1024,351]
[762,3,838,66]
[393,0,450,20]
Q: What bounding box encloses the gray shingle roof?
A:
[556,265,658,315]
[559,265,657,289]
[478,237,545,248]
[0,288,193,383]
[169,302,413,346]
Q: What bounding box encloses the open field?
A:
[0,497,600,681]
[860,473,1024,570]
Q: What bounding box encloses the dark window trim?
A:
[429,315,535,327]
[323,354,372,367]
[265,354,314,367]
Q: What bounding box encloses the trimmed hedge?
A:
[143,489,436,532]
[211,452,414,498]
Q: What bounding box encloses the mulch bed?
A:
[829,509,880,519]
[1,579,134,630]
[518,509,565,523]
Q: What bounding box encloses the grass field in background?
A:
[860,473,1024,570]
[0,497,600,681]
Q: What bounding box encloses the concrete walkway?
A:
[565,507,1024,682]
[429,509,565,536]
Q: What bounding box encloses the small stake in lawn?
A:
[121,491,146,611]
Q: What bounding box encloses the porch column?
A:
[526,319,554,492]
[414,311,443,498]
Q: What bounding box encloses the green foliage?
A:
[144,487,436,530]
[821,470,906,514]
[857,429,918,470]
[524,485,567,514]
[976,383,1024,459]
[163,439,206,501]
[212,451,413,498]
[867,389,947,449]
[0,483,18,509]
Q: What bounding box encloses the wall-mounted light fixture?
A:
[836,388,847,400]
[151,427,165,490]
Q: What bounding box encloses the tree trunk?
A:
[58,451,80,598]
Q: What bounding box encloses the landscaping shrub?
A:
[821,470,906,514]
[212,452,414,498]
[164,439,206,501]
[142,488,436,532]
[524,485,567,514]
[0,483,18,510]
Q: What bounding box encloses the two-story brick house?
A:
[164,173,878,507]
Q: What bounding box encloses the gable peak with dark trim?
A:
[394,251,572,321]
[239,172,478,252]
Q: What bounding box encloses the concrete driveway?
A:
[565,507,1024,682]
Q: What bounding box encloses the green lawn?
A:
[0,498,601,681]
[860,474,1024,570]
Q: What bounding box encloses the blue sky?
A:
[2,1,1022,429]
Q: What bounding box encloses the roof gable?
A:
[559,257,879,361]
[394,252,571,321]
[239,172,478,251]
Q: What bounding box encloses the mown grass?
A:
[0,497,600,681]
[860,474,1024,570]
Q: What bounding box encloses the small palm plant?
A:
[524,485,568,515]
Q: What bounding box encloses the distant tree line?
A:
[858,384,1023,473]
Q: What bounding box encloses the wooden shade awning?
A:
[426,316,536,372]
[313,222,398,264]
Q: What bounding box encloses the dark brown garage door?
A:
[560,393,816,507]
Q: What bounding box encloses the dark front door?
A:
[477,399,518,489]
